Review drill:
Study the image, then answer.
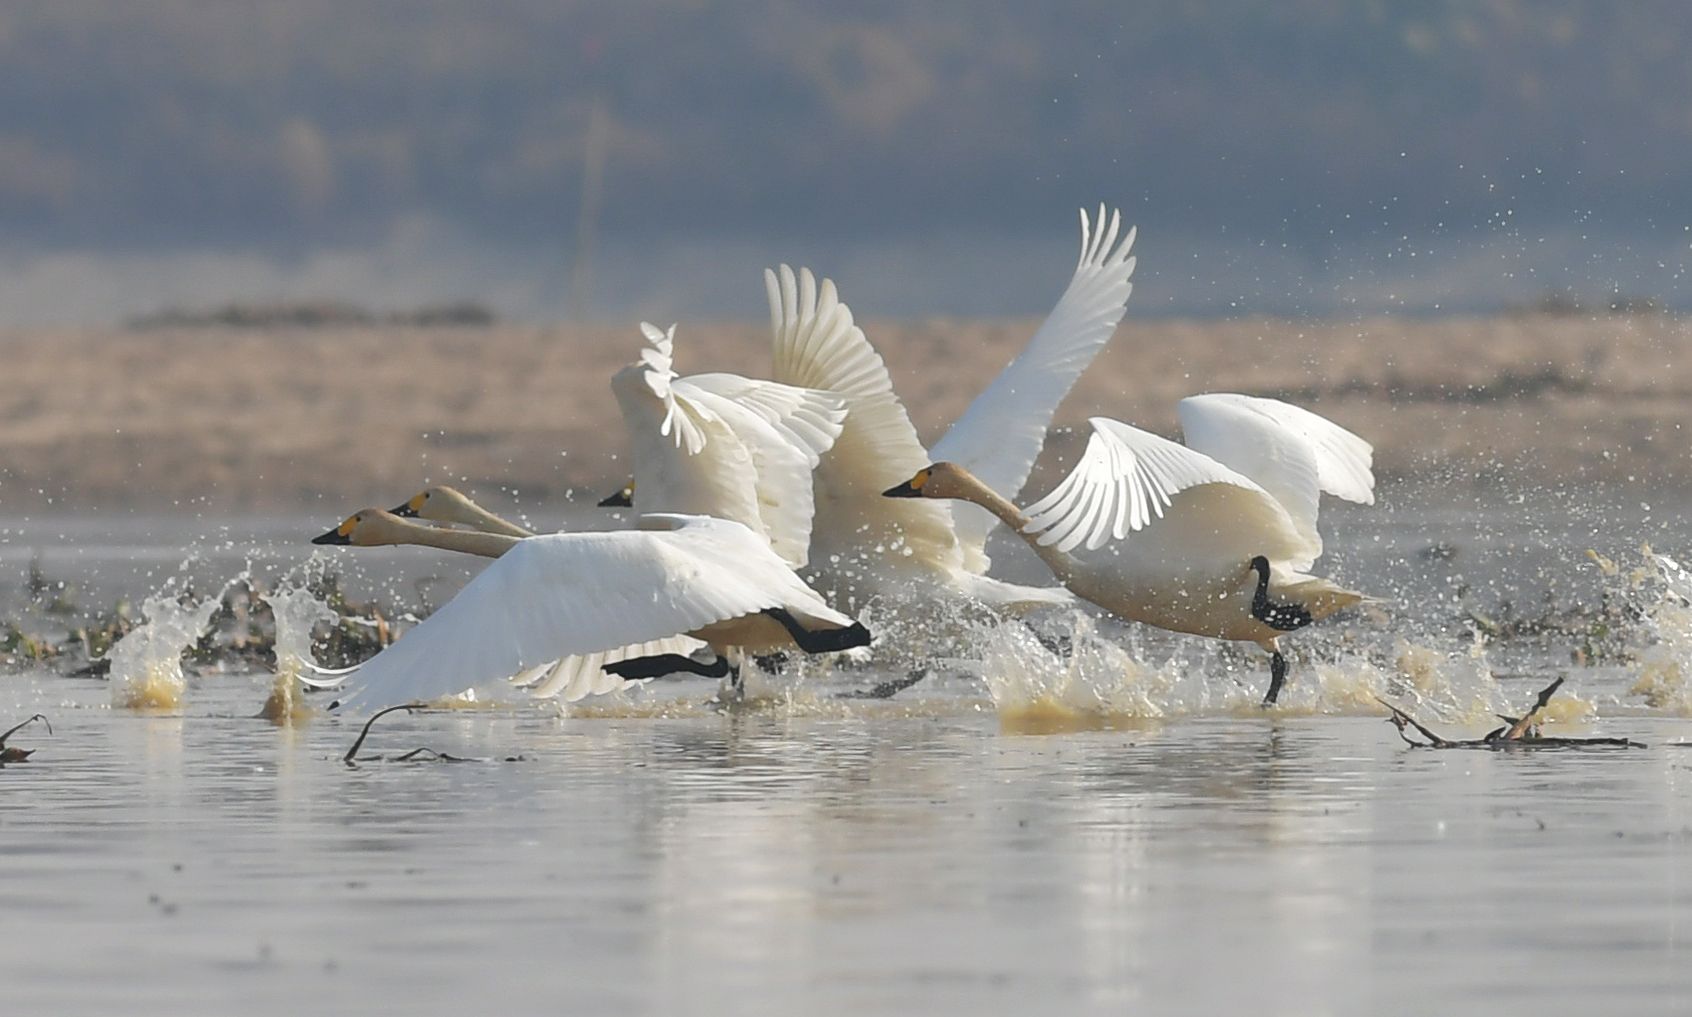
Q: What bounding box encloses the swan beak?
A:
[312,516,357,545]
[883,468,930,499]
[390,493,424,518]
[597,485,634,508]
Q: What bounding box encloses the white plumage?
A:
[765,205,1137,610]
[328,513,862,712]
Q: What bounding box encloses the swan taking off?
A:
[884,394,1375,705]
[608,322,848,568]
[765,205,1138,612]
[309,509,870,711]
[391,485,535,537]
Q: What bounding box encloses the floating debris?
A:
[0,714,50,764]
[341,704,524,767]
[1377,677,1645,750]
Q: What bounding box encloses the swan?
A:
[607,322,848,568]
[309,508,871,711]
[391,485,535,537]
[764,205,1138,612]
[883,393,1375,705]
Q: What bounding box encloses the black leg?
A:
[1249,556,1314,632]
[761,608,872,653]
[1262,650,1289,707]
[604,653,730,681]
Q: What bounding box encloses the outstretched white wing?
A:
[1022,417,1302,562]
[515,635,708,702]
[1177,393,1374,560]
[931,206,1138,569]
[611,327,766,544]
[334,516,841,712]
[765,264,964,575]
[679,374,846,467]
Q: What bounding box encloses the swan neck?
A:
[463,501,534,538]
[384,518,522,558]
[949,469,1080,579]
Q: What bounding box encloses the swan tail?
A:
[1277,574,1367,623]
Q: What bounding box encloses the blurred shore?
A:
[2,313,1688,514]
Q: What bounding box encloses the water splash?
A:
[256,581,338,725]
[1621,549,1692,712]
[107,592,220,711]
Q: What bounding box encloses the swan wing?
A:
[673,385,821,568]
[679,373,847,467]
[334,518,836,711]
[931,206,1138,569]
[765,265,964,572]
[611,331,766,540]
[1022,416,1290,555]
[1177,393,1374,559]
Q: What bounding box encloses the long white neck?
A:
[375,517,523,558]
[456,500,534,538]
[942,469,1081,582]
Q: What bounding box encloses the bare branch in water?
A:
[0,713,51,762]
[1378,677,1645,750]
[343,704,421,765]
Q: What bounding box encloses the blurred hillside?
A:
[1,312,1687,514]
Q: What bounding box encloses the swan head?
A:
[1248,555,1272,580]
[597,479,635,508]
[882,462,970,500]
[390,485,473,523]
[312,508,409,547]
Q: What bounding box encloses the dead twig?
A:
[341,703,524,766]
[1377,677,1645,750]
[0,713,51,763]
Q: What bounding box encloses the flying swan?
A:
[310,509,870,711]
[883,393,1374,704]
[603,322,848,568]
[763,205,1139,612]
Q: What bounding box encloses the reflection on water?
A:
[1,673,1688,1014]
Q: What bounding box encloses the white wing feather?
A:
[678,373,847,467]
[932,206,1138,569]
[1177,393,1375,561]
[1023,417,1278,554]
[765,265,964,573]
[334,516,847,712]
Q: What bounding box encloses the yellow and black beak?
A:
[597,483,635,508]
[311,516,357,545]
[390,492,425,518]
[882,468,931,499]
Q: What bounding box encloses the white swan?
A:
[766,205,1138,611]
[883,393,1375,704]
[607,322,848,568]
[310,509,870,711]
[391,485,536,537]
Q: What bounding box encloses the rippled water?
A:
[3,496,1692,1014]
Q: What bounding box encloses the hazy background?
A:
[2,0,1690,325]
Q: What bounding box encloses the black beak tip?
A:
[882,481,917,498]
[312,530,350,546]
[597,490,632,508]
[389,503,418,518]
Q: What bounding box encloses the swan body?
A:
[764,205,1137,612]
[885,395,1374,703]
[310,509,868,711]
[611,322,847,568]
